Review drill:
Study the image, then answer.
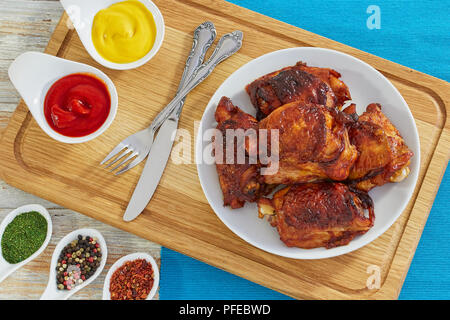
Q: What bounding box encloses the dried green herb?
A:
[1,211,47,264]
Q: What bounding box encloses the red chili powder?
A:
[109,258,154,300]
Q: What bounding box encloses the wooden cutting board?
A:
[0,0,449,299]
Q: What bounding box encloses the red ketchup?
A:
[44,73,111,137]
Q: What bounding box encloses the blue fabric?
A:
[160,248,292,300]
[160,0,450,300]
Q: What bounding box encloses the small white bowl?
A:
[40,228,108,300]
[0,204,52,283]
[8,52,118,144]
[102,252,159,300]
[61,0,165,70]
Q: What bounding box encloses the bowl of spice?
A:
[0,204,52,283]
[40,228,107,300]
[60,0,165,70]
[103,252,159,300]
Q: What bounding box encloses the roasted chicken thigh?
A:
[213,96,266,209]
[344,103,414,191]
[296,62,351,107]
[258,101,358,184]
[258,183,374,249]
[246,61,351,119]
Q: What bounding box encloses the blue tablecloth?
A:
[160,0,450,300]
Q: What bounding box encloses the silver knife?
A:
[123,22,217,221]
[124,28,244,221]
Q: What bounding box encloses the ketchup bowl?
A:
[8,52,118,144]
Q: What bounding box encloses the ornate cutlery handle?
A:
[179,30,243,97]
[150,30,244,130]
[177,21,217,93]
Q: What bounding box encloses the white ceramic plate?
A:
[196,47,420,260]
[102,252,159,300]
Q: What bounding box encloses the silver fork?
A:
[100,22,217,174]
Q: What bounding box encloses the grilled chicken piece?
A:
[213,97,267,209]
[246,61,350,119]
[258,101,358,184]
[344,103,414,191]
[258,183,375,249]
[296,62,351,107]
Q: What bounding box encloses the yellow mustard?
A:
[92,0,156,64]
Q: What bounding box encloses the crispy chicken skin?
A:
[258,101,358,184]
[214,97,266,209]
[258,183,374,249]
[246,61,351,119]
[344,103,414,191]
[296,62,351,107]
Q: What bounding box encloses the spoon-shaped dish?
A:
[102,252,159,300]
[8,51,118,144]
[60,0,165,70]
[0,204,52,283]
[40,228,108,300]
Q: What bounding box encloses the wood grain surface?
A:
[0,0,161,300]
[0,0,449,300]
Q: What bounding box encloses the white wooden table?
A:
[0,0,161,300]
